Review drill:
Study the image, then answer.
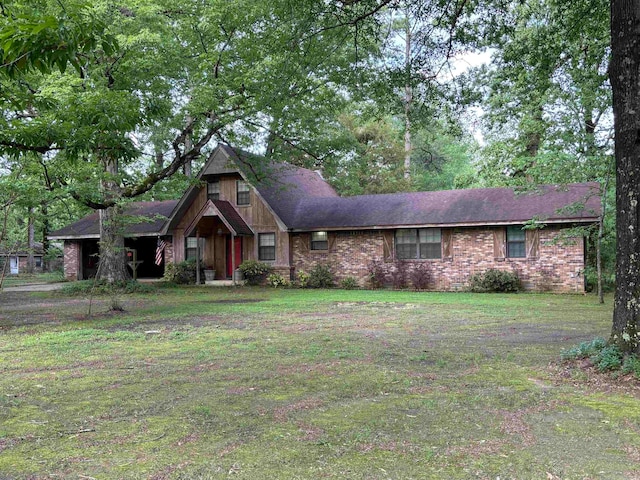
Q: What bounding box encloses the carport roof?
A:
[48,200,178,240]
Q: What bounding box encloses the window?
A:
[506,226,526,258]
[311,231,328,250]
[258,233,276,261]
[35,256,42,268]
[207,181,220,201]
[395,228,441,260]
[237,180,250,205]
[185,237,205,261]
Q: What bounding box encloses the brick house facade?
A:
[292,226,585,292]
[51,145,600,292]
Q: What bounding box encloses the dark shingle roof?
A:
[49,200,178,239]
[212,200,253,236]
[220,145,338,227]
[287,183,601,230]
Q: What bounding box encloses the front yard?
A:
[0,287,638,479]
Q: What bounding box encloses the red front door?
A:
[226,236,242,278]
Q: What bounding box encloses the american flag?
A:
[155,237,166,266]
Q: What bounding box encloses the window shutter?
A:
[383,231,394,263]
[298,234,310,253]
[442,229,453,259]
[493,228,506,259]
[526,229,540,258]
[328,233,337,252]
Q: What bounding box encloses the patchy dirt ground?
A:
[1,287,638,479]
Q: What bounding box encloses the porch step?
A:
[204,280,245,287]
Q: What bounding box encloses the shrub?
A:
[622,355,640,378]
[367,260,386,289]
[340,276,359,290]
[390,260,408,289]
[238,260,272,285]
[267,272,289,288]
[163,260,197,284]
[591,344,623,372]
[296,270,310,288]
[307,263,335,288]
[410,263,430,290]
[561,337,607,361]
[469,269,520,293]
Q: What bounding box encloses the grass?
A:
[0,271,65,288]
[0,286,638,479]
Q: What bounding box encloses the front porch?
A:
[184,199,254,281]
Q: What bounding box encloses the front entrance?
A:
[226,236,242,278]
[9,256,18,274]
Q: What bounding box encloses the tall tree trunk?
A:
[26,206,35,274]
[610,0,640,353]
[41,203,49,272]
[403,11,412,180]
[97,157,129,283]
[183,115,193,177]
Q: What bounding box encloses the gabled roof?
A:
[164,144,338,232]
[287,183,601,230]
[183,199,253,237]
[49,200,178,239]
[49,145,601,241]
[219,145,339,227]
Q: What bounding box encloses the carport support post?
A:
[231,232,236,286]
[196,229,201,285]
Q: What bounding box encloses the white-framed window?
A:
[258,233,276,261]
[236,180,250,206]
[395,228,441,260]
[311,231,328,250]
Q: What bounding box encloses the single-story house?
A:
[0,242,46,275]
[50,144,601,292]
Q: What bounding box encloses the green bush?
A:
[238,260,272,285]
[296,270,310,288]
[560,337,607,361]
[622,355,640,378]
[591,344,623,372]
[340,276,359,290]
[469,269,520,293]
[163,260,197,284]
[308,263,335,288]
[267,272,289,288]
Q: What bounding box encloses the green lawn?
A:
[0,287,638,479]
[0,271,65,288]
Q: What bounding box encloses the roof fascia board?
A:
[183,199,254,237]
[289,218,599,232]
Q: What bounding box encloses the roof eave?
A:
[289,217,600,232]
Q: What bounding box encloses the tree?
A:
[0,0,390,282]
[610,0,640,354]
[465,0,614,299]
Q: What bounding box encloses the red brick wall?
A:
[291,226,586,293]
[63,241,80,280]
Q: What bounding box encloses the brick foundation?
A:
[292,226,586,293]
